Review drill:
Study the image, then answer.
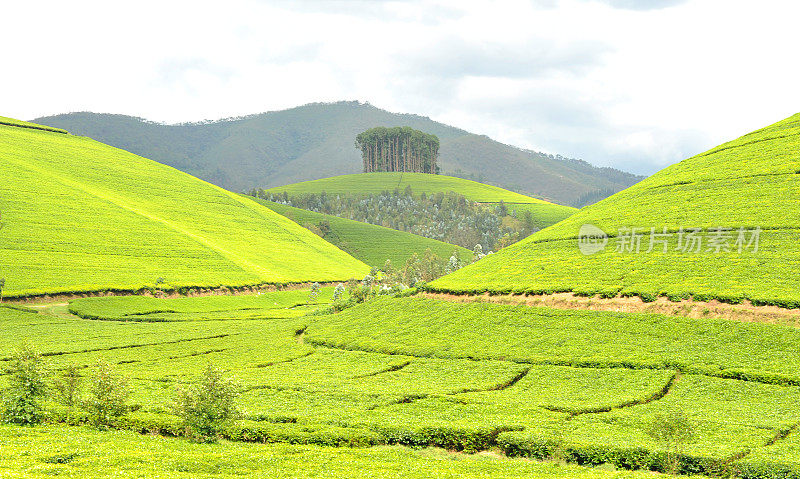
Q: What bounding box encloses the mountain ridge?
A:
[34,101,643,206]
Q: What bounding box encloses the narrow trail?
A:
[352,360,413,379]
[421,291,800,328]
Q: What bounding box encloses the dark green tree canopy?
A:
[355,126,439,174]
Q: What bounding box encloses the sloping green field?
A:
[0,120,368,298]
[430,113,800,307]
[251,197,471,266]
[264,172,578,228]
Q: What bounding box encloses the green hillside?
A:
[0,120,368,298]
[250,197,472,267]
[265,172,578,229]
[430,113,800,307]
[33,102,644,206]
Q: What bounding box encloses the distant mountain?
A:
[34,101,643,206]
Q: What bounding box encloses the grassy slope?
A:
[265,172,578,228]
[34,103,644,205]
[0,120,368,297]
[431,113,800,306]
[250,197,472,266]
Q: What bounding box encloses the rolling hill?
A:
[429,113,800,307]
[263,172,578,229]
[33,102,643,206]
[250,197,472,267]
[0,119,368,298]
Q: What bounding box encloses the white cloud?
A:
[2,0,799,174]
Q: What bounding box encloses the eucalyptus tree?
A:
[355,127,440,174]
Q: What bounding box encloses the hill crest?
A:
[33,101,643,206]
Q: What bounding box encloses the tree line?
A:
[253,187,541,252]
[355,127,439,174]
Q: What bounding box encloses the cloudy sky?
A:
[4,0,799,174]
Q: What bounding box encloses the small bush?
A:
[52,364,83,421]
[307,282,321,304]
[647,410,696,474]
[2,345,47,425]
[174,363,240,443]
[86,361,129,428]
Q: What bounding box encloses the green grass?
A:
[0,119,368,298]
[5,295,800,476]
[0,425,666,479]
[264,172,578,228]
[430,113,800,307]
[250,197,472,266]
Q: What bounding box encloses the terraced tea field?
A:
[5,293,800,477]
[251,197,472,266]
[430,113,800,308]
[263,172,578,228]
[0,121,368,298]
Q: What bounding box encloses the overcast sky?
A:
[3,0,799,174]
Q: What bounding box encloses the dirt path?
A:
[421,292,800,327]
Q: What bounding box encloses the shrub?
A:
[332,283,345,302]
[647,410,696,474]
[174,363,240,443]
[307,282,321,304]
[2,344,47,425]
[52,364,83,421]
[86,361,129,428]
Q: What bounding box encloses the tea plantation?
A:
[0,121,368,298]
[429,113,800,307]
[3,292,800,477]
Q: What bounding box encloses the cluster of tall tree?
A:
[356,127,439,174]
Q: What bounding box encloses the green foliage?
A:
[0,424,665,479]
[86,361,129,428]
[9,290,800,475]
[174,364,240,443]
[308,297,800,385]
[2,345,47,425]
[647,410,696,474]
[259,172,577,234]
[356,126,439,174]
[432,113,800,307]
[251,196,472,267]
[52,364,83,421]
[307,282,321,304]
[0,120,368,298]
